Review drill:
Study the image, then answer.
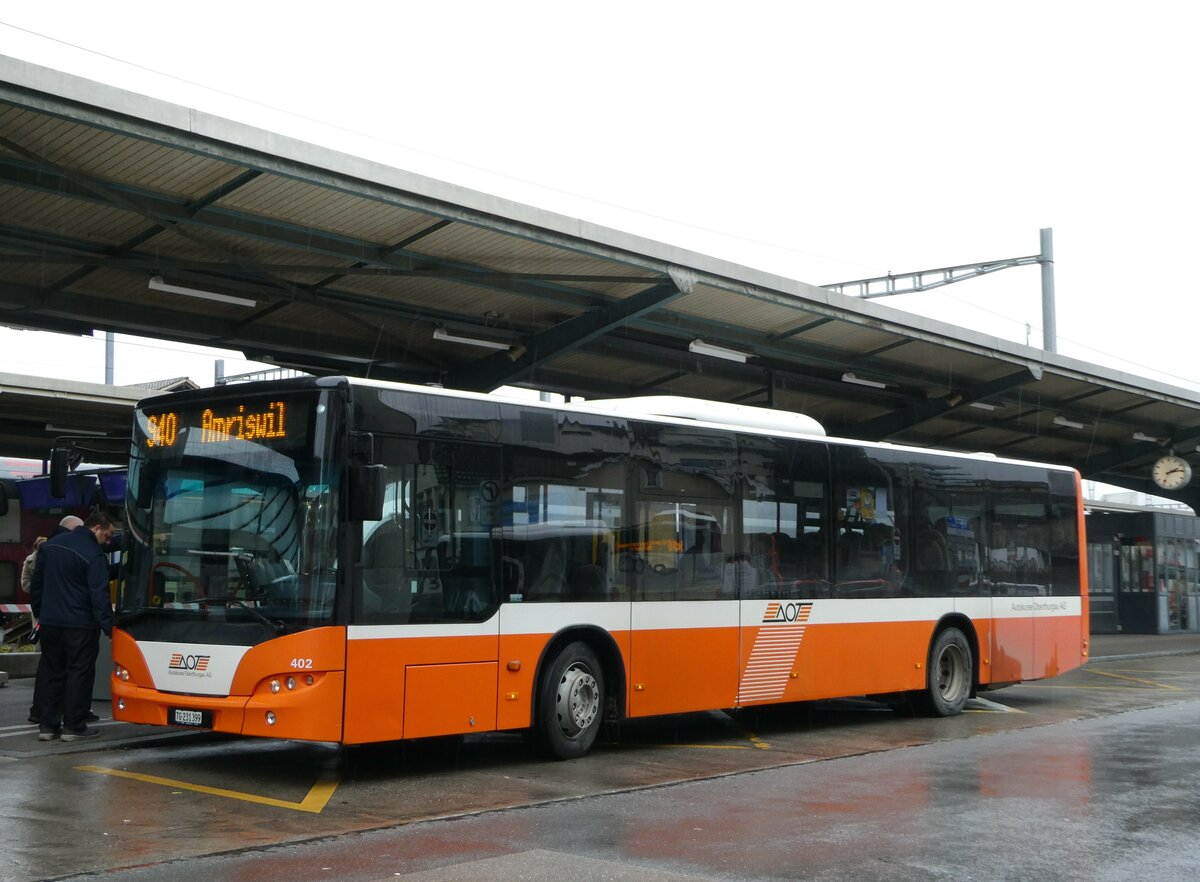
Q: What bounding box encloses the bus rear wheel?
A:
[534,641,604,760]
[918,627,972,716]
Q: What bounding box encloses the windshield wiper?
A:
[191,594,285,635]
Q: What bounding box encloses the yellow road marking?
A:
[668,743,752,750]
[1086,669,1182,691]
[656,723,771,751]
[76,765,340,813]
[1101,667,1197,675]
[1026,684,1168,690]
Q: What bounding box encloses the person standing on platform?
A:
[20,535,48,599]
[26,516,93,725]
[29,512,115,742]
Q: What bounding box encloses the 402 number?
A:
[289,658,314,669]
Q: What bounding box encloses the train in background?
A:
[0,457,126,629]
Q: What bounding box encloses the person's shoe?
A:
[37,726,61,742]
[28,714,40,724]
[84,711,100,723]
[61,726,101,742]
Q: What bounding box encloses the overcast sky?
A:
[1,1,1197,394]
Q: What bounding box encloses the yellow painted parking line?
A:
[1101,667,1198,677]
[669,743,753,750]
[656,725,771,751]
[76,765,340,814]
[1027,684,1161,690]
[1086,669,1182,691]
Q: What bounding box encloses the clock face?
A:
[1151,455,1193,490]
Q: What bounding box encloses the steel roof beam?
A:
[0,223,539,344]
[0,134,300,306]
[0,155,618,310]
[850,367,1041,441]
[0,282,436,373]
[37,169,266,299]
[443,281,687,392]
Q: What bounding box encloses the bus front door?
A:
[346,439,502,744]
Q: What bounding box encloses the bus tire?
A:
[918,627,972,717]
[534,641,604,760]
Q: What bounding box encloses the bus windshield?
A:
[120,390,339,638]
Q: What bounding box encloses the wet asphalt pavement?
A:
[2,632,1199,881]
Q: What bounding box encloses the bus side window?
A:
[360,491,412,620]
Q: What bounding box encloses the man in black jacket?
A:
[30,511,115,742]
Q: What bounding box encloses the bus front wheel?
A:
[534,641,604,760]
[918,627,972,716]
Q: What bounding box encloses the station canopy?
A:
[1,55,1199,507]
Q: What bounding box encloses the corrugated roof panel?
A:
[1131,399,1200,429]
[0,106,241,198]
[217,174,439,245]
[792,316,897,350]
[0,182,147,243]
[128,150,241,198]
[872,340,1025,391]
[418,223,644,280]
[665,285,799,331]
[333,273,552,326]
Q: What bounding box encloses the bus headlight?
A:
[286,676,296,691]
[270,679,281,693]
[266,712,276,726]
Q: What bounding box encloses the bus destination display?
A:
[142,399,305,449]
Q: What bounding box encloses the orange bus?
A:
[108,377,1088,758]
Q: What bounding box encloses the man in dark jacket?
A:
[27,515,84,725]
[30,511,115,742]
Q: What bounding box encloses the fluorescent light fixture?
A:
[1053,415,1085,430]
[688,339,749,363]
[841,371,887,389]
[149,276,257,308]
[969,402,997,411]
[1132,432,1161,443]
[432,327,511,350]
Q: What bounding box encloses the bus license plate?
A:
[169,707,212,728]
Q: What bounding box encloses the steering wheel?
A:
[149,561,201,603]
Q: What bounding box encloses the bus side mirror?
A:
[0,484,8,518]
[348,464,386,521]
[135,473,155,509]
[50,447,71,499]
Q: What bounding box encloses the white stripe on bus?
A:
[346,595,1081,640]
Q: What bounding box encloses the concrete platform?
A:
[4,636,1200,881]
[0,631,1196,758]
[1090,630,1200,660]
[0,650,40,679]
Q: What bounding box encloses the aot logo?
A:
[168,652,211,672]
[762,601,813,624]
